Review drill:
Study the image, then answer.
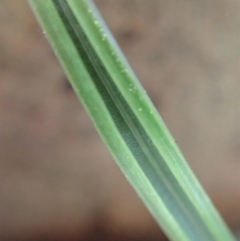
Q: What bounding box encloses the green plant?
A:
[28,1,236,241]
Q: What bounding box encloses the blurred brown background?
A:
[0,0,239,240]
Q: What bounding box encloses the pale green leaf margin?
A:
[28,1,236,241]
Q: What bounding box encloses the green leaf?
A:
[28,1,236,241]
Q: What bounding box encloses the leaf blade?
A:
[29,1,236,241]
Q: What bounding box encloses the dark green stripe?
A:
[52,1,214,240]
